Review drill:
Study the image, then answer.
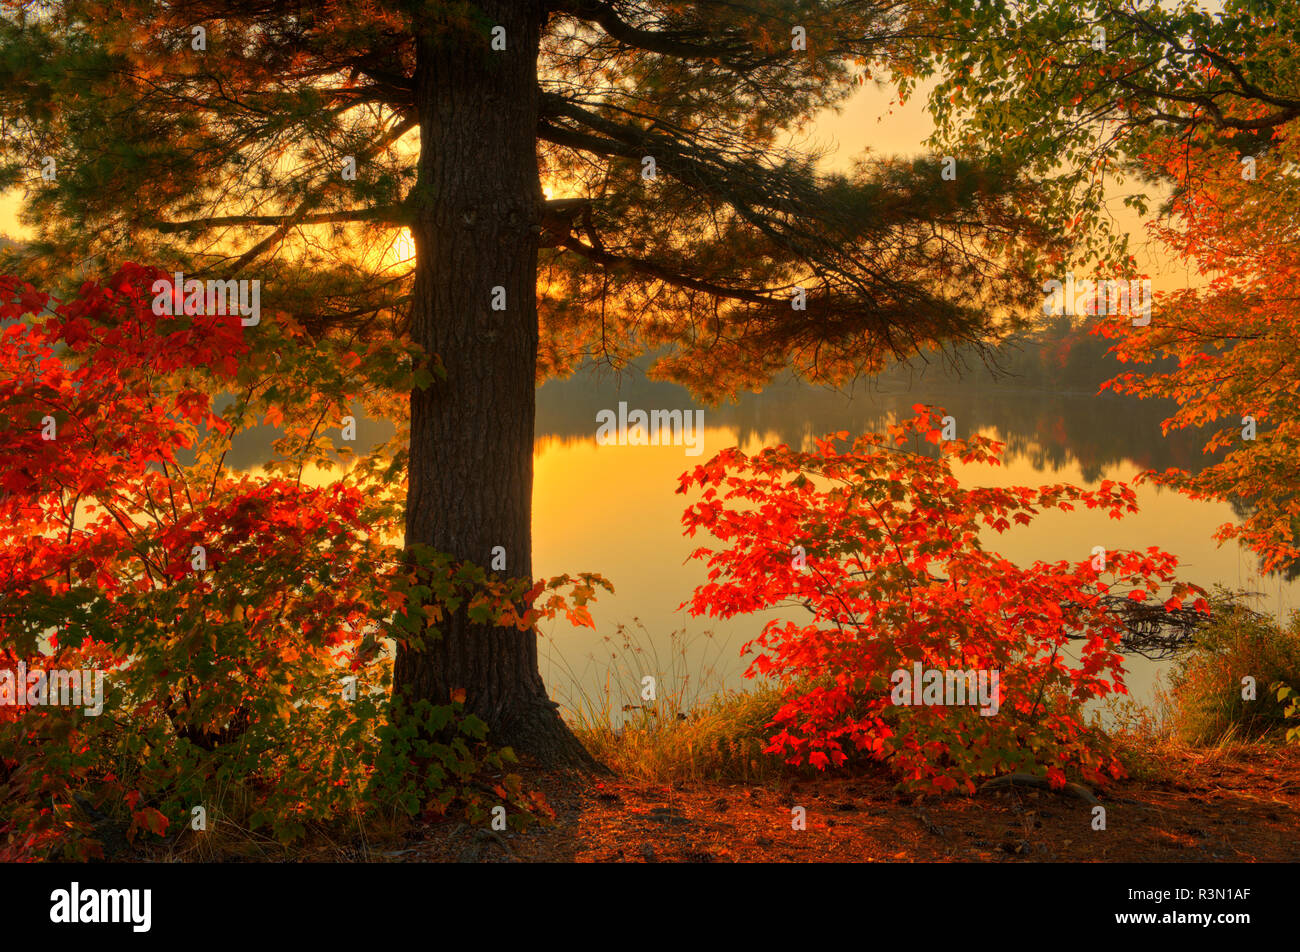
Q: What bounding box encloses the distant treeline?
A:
[536,315,1206,475]
[876,314,1138,396]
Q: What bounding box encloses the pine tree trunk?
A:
[395,0,598,769]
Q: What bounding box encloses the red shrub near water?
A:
[678,406,1206,794]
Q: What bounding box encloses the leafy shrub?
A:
[1167,596,1300,744]
[1277,684,1300,744]
[0,265,593,859]
[679,405,1205,795]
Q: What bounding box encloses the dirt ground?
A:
[388,745,1300,862]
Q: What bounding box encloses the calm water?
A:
[226,362,1299,718]
[529,366,1298,718]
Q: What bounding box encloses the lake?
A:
[224,356,1299,722]
[528,363,1299,720]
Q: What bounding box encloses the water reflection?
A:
[531,363,1294,714]
[538,368,1212,480]
[220,358,1293,714]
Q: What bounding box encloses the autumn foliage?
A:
[679,406,1205,795]
[0,265,600,859]
[1097,130,1300,575]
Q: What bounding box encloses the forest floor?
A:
[390,743,1300,862]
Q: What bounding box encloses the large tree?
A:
[0,0,1049,765]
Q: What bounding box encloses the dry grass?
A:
[572,684,795,783]
[545,620,800,783]
[1105,663,1295,785]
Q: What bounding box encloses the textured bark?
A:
[395,1,598,769]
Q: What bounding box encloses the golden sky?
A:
[0,80,935,241]
[1,76,1181,289]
